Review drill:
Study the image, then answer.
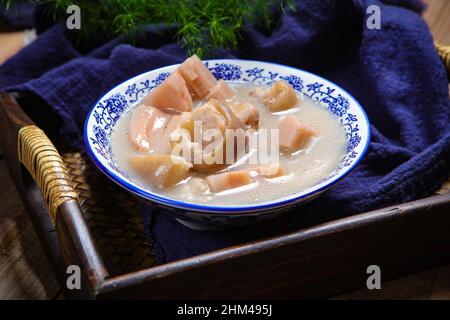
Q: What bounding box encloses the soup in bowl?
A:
[84,56,370,228]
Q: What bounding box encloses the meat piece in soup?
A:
[178,54,217,98]
[193,99,228,134]
[129,104,171,153]
[252,163,285,178]
[165,112,194,137]
[278,115,316,152]
[229,102,259,129]
[130,154,191,188]
[206,170,254,193]
[206,80,235,101]
[110,55,348,205]
[191,99,233,172]
[142,71,192,113]
[252,80,299,112]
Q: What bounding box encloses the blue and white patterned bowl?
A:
[84,60,371,229]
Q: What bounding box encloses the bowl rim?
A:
[84,59,371,214]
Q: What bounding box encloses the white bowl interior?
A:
[85,60,370,212]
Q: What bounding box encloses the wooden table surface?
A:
[0,0,449,300]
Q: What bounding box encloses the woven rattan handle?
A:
[18,125,78,224]
[436,43,450,78]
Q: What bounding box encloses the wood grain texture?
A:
[0,32,26,64]
[423,0,450,45]
[0,1,448,299]
[0,159,59,299]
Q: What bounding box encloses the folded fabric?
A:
[0,0,448,265]
[0,1,36,30]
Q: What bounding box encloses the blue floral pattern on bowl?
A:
[85,59,371,227]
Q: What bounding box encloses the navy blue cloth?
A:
[0,0,449,264]
[0,2,36,30]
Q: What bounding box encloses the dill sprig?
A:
[1,0,295,57]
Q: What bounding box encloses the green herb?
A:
[1,0,295,57]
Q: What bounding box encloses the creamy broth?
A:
[110,83,347,205]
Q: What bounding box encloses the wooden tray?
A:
[0,46,449,299]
